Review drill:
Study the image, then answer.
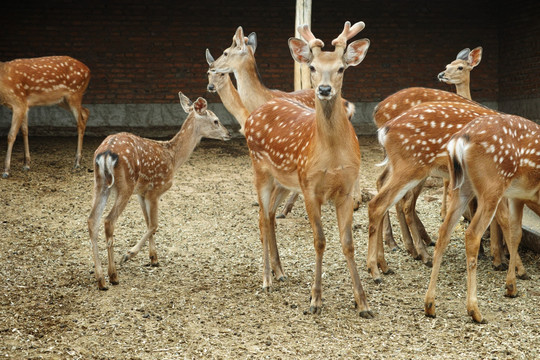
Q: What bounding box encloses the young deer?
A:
[207,27,359,217]
[87,92,230,290]
[372,47,484,259]
[425,113,537,323]
[245,21,373,318]
[367,101,499,282]
[0,56,90,178]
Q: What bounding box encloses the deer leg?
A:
[335,194,373,319]
[464,197,500,324]
[63,97,88,168]
[440,179,449,219]
[103,189,132,286]
[277,192,299,219]
[304,194,325,314]
[255,174,277,291]
[267,186,290,280]
[368,176,422,283]
[3,107,27,178]
[503,199,527,298]
[123,195,159,265]
[377,166,399,250]
[20,117,31,171]
[401,184,432,267]
[395,198,419,258]
[87,182,111,290]
[489,219,508,271]
[425,184,473,318]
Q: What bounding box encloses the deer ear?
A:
[234,26,245,48]
[205,48,215,66]
[247,32,257,53]
[456,48,470,61]
[469,47,482,67]
[288,38,312,64]
[193,97,208,115]
[178,92,193,113]
[344,39,370,67]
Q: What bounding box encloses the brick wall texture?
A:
[0,0,538,104]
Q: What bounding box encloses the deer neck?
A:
[234,58,274,112]
[167,116,202,171]
[313,93,351,148]
[454,79,472,100]
[218,75,250,126]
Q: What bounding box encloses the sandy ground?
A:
[1,134,539,359]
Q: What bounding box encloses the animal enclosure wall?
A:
[0,0,538,137]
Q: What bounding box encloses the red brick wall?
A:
[0,1,535,105]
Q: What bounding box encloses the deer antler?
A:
[331,21,366,49]
[297,24,324,54]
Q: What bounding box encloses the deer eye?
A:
[309,65,315,73]
[224,51,228,57]
[214,120,219,126]
[458,66,464,70]
[337,67,345,74]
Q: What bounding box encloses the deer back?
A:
[0,56,90,107]
[379,101,498,176]
[448,114,540,198]
[373,87,477,128]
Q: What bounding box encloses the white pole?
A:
[294,0,312,90]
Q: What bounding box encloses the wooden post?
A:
[294,0,312,91]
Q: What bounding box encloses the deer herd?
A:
[1,20,538,324]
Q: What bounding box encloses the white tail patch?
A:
[96,152,118,189]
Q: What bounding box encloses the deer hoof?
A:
[276,213,286,219]
[309,305,322,315]
[121,253,132,263]
[2,172,8,179]
[261,286,272,293]
[493,263,508,271]
[359,310,375,319]
[22,165,30,172]
[424,260,433,268]
[518,273,531,280]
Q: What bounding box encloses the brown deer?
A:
[205,50,250,135]
[367,101,499,282]
[0,56,90,178]
[87,92,230,290]
[244,21,373,318]
[372,47,486,261]
[207,27,359,218]
[425,113,537,323]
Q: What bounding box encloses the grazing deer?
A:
[372,47,485,260]
[0,56,90,178]
[245,21,373,318]
[367,101,499,282]
[207,27,360,217]
[425,113,537,323]
[87,92,230,290]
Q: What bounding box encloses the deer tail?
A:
[446,134,470,190]
[95,150,119,189]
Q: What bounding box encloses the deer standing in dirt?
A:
[367,101,500,282]
[245,21,373,318]
[0,56,90,178]
[424,113,536,323]
[87,93,230,290]
[372,47,487,261]
[207,27,359,218]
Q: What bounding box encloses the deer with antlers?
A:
[0,55,90,178]
[206,27,359,218]
[372,47,487,263]
[87,92,230,290]
[244,21,373,318]
[424,113,537,323]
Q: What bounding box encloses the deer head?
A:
[210,26,257,74]
[438,46,482,85]
[288,21,370,101]
[178,92,231,141]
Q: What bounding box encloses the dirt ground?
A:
[1,134,539,359]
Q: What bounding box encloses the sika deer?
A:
[425,114,536,323]
[245,21,373,318]
[367,101,499,282]
[207,27,359,217]
[0,56,90,178]
[87,92,230,290]
[372,47,485,261]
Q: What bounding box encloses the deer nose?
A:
[207,84,215,92]
[318,85,332,97]
[437,72,445,80]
